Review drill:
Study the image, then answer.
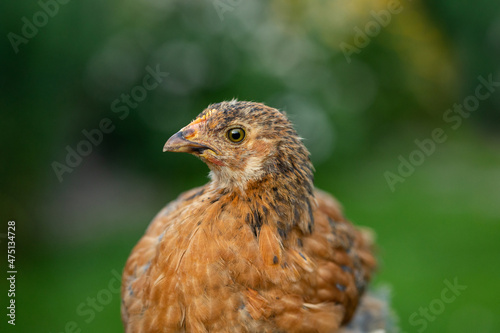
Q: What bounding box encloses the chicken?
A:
[121,100,378,332]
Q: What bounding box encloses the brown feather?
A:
[121,101,377,332]
[258,224,283,266]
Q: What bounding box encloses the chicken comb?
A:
[190,108,217,125]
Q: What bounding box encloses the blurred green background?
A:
[1,0,499,332]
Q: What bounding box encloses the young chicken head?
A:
[163,100,313,192]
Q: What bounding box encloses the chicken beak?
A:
[163,129,212,155]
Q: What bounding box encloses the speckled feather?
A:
[121,101,377,332]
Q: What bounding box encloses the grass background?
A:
[1,0,499,332]
[7,130,500,333]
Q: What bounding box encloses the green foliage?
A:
[0,0,499,332]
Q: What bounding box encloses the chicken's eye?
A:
[227,128,245,143]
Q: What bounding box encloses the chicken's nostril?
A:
[182,128,196,139]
